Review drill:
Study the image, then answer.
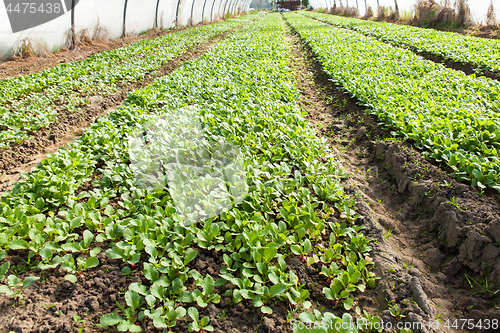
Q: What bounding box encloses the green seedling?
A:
[188,307,214,332]
[0,275,40,306]
[100,290,144,332]
[59,253,99,283]
[384,228,393,239]
[192,275,221,308]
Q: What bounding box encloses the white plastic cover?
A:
[0,1,70,59]
[126,0,157,34]
[73,0,124,39]
[0,0,249,61]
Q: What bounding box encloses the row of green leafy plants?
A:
[301,11,500,75]
[0,13,380,333]
[285,12,500,192]
[0,19,244,150]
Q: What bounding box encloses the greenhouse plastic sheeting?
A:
[0,0,248,61]
[0,1,71,60]
[73,0,124,39]
[125,0,157,34]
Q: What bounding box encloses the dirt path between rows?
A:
[285,15,500,333]
[0,26,241,194]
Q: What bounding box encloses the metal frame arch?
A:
[218,0,224,17]
[210,0,218,20]
[242,0,250,11]
[228,0,234,15]
[190,0,197,23]
[122,0,129,37]
[219,0,229,17]
[246,0,253,11]
[201,0,209,21]
[154,0,161,27]
[239,0,246,12]
[222,0,231,17]
[230,0,239,14]
[175,0,182,26]
[229,0,237,14]
[229,0,236,16]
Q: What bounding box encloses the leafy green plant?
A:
[357,310,383,332]
[0,260,10,280]
[293,311,358,333]
[387,299,405,321]
[465,273,500,295]
[302,11,500,73]
[61,230,100,256]
[323,264,365,310]
[100,290,144,332]
[0,275,39,305]
[105,242,141,266]
[59,253,99,283]
[285,12,500,192]
[187,307,214,332]
[196,221,224,250]
[192,275,221,308]
[384,228,393,239]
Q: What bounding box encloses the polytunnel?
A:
[0,0,251,60]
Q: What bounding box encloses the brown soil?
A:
[0,27,238,193]
[286,17,500,332]
[461,25,500,39]
[1,250,129,333]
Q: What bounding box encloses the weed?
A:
[446,196,462,210]
[465,274,499,295]
[402,261,414,271]
[384,228,393,239]
[387,299,405,321]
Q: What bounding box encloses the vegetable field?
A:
[1,11,500,333]
[301,11,500,76]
